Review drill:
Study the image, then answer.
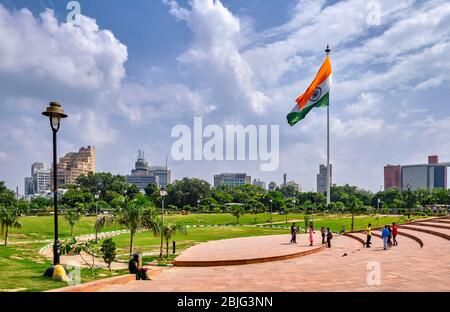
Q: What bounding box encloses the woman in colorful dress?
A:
[309,222,315,246]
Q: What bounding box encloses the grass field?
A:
[0,213,422,292]
[0,242,127,292]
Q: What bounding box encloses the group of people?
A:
[365,222,399,250]
[290,222,333,248]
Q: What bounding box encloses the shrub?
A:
[100,238,117,272]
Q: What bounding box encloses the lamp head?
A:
[42,102,67,131]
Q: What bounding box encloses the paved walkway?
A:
[174,234,323,265]
[94,219,450,292]
[40,230,130,270]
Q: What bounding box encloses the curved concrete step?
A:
[400,225,450,241]
[415,222,450,230]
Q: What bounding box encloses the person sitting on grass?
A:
[128,253,149,280]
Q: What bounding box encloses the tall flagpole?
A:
[325,44,331,206]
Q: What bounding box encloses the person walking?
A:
[326,228,333,248]
[308,222,314,246]
[381,225,390,250]
[366,223,372,248]
[290,223,298,244]
[320,226,326,245]
[392,222,399,246]
[387,225,393,247]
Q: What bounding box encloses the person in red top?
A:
[392,223,399,246]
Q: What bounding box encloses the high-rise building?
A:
[283,173,287,186]
[57,146,96,185]
[126,150,159,190]
[384,165,402,190]
[24,177,34,195]
[148,166,171,188]
[31,162,45,176]
[268,181,277,191]
[384,155,448,191]
[34,167,51,194]
[317,164,332,194]
[252,179,266,189]
[214,173,251,187]
[25,162,52,195]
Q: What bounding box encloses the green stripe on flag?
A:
[287,93,329,126]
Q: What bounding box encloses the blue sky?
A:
[1,0,450,193]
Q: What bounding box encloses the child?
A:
[326,228,333,248]
[366,223,372,248]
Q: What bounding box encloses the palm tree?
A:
[348,196,362,231]
[226,203,245,224]
[94,215,114,242]
[115,196,159,254]
[65,210,81,237]
[0,205,22,245]
[160,223,187,257]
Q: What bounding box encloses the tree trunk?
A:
[166,239,169,257]
[4,225,8,246]
[351,212,355,232]
[129,231,134,254]
[70,225,73,237]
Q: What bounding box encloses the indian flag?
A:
[287,56,332,126]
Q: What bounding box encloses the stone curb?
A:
[48,268,164,292]
[172,245,325,267]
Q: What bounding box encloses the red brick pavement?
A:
[96,227,450,292]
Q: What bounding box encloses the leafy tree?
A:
[65,210,81,236]
[0,205,22,245]
[144,183,160,204]
[76,172,129,198]
[100,238,117,272]
[60,187,93,208]
[126,184,141,199]
[166,178,211,208]
[279,184,299,198]
[60,238,98,276]
[30,197,51,211]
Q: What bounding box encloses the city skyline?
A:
[1,0,450,193]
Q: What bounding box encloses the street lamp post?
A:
[159,187,168,258]
[407,182,412,220]
[95,191,100,242]
[269,199,273,228]
[42,102,67,269]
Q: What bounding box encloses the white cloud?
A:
[0,5,128,96]
[166,0,270,114]
[345,93,381,116]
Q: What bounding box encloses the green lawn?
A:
[0,242,127,292]
[8,216,120,243]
